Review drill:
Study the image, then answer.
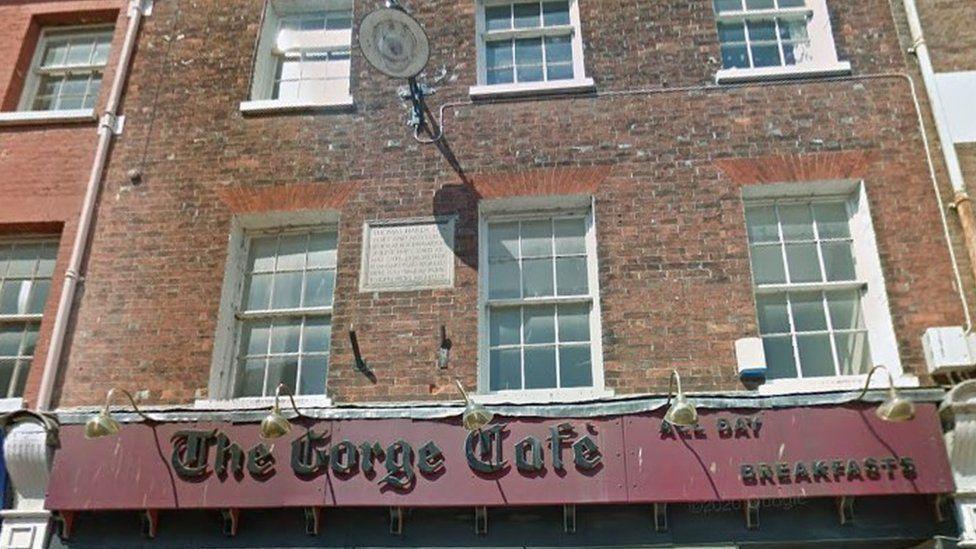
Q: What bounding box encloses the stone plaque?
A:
[360,217,455,292]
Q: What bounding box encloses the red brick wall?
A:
[0,0,126,405]
[916,0,976,72]
[51,0,971,406]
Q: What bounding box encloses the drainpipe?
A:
[901,0,976,296]
[35,0,148,411]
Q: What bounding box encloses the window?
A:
[234,231,336,397]
[480,210,603,394]
[712,0,849,82]
[21,27,112,111]
[744,190,895,382]
[473,0,592,96]
[246,1,353,109]
[0,238,57,399]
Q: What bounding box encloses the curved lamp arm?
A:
[455,380,471,404]
[854,365,897,401]
[273,383,308,419]
[666,370,683,404]
[103,387,154,422]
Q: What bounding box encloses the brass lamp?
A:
[85,388,154,439]
[455,380,493,432]
[857,365,916,422]
[664,369,698,428]
[259,383,306,439]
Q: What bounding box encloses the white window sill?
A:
[715,62,852,84]
[755,373,918,396]
[0,397,24,413]
[469,78,596,100]
[0,109,96,126]
[194,395,333,410]
[239,97,354,115]
[473,387,614,405]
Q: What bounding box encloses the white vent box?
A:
[923,326,976,375]
[735,337,767,379]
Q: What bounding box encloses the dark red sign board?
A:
[45,404,954,511]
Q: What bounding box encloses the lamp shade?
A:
[462,400,494,432]
[259,408,292,439]
[84,410,121,439]
[664,394,698,427]
[876,391,916,422]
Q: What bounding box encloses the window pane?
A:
[42,40,68,66]
[834,331,871,376]
[488,67,515,85]
[300,355,329,395]
[303,270,335,307]
[750,245,786,284]
[545,35,573,64]
[490,348,522,390]
[246,273,272,310]
[555,256,588,295]
[763,336,796,379]
[790,292,827,332]
[249,238,278,273]
[543,1,571,25]
[92,38,111,65]
[784,243,821,282]
[513,2,541,28]
[558,303,590,342]
[747,20,777,41]
[0,360,15,398]
[524,346,557,389]
[22,326,38,357]
[307,233,338,268]
[756,293,790,334]
[490,307,521,346]
[36,244,56,275]
[489,260,521,299]
[813,203,850,239]
[271,271,303,309]
[778,0,805,7]
[778,204,814,241]
[239,358,266,396]
[822,241,856,281]
[266,357,299,393]
[7,246,37,277]
[66,39,95,65]
[559,345,592,388]
[485,5,512,31]
[486,40,514,73]
[515,38,544,82]
[522,258,554,297]
[797,334,835,377]
[718,21,746,43]
[745,205,778,243]
[242,321,271,356]
[721,44,750,69]
[0,281,24,315]
[270,321,302,354]
[554,218,586,255]
[524,305,555,344]
[303,317,332,353]
[325,15,352,30]
[750,43,782,67]
[488,221,519,260]
[745,0,775,9]
[714,0,743,11]
[547,62,574,81]
[827,290,864,331]
[276,236,306,271]
[0,326,22,357]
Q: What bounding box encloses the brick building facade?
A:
[0,0,974,547]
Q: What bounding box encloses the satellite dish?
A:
[359,7,430,79]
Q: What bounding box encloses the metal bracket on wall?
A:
[653,503,668,532]
[304,507,322,536]
[349,330,374,379]
[140,509,159,538]
[475,506,488,536]
[221,508,240,537]
[744,500,759,530]
[837,496,855,525]
[563,504,576,533]
[55,511,76,541]
[389,507,404,535]
[437,324,452,369]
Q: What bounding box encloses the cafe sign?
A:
[45,404,953,511]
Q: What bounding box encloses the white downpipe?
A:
[902,0,966,193]
[35,0,147,411]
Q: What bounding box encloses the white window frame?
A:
[713,0,850,84]
[202,211,340,409]
[17,25,113,115]
[0,236,58,408]
[742,180,915,395]
[470,0,594,99]
[476,195,610,404]
[240,0,354,114]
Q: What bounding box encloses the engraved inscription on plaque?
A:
[360,217,455,292]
